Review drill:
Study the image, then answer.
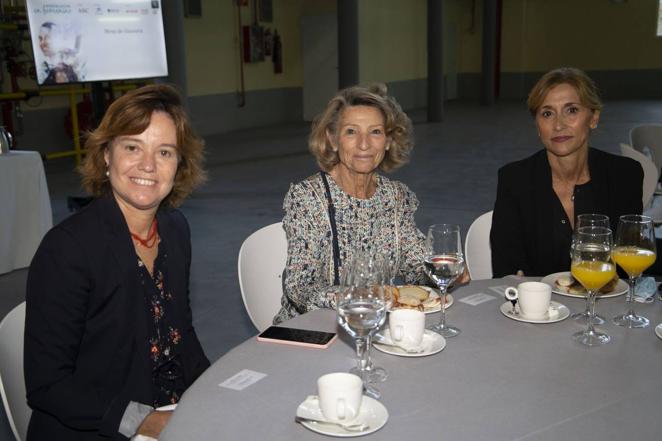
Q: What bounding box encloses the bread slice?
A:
[398,285,430,301]
[555,274,619,295]
[397,296,422,307]
[391,285,426,311]
[422,294,441,309]
[556,274,575,288]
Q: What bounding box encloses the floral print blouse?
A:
[137,244,185,408]
[273,173,428,324]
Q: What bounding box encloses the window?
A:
[658,0,662,36]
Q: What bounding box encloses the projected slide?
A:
[27,1,168,85]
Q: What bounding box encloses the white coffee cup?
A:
[504,281,552,319]
[389,309,425,349]
[317,373,363,422]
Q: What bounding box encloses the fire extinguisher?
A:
[273,30,282,74]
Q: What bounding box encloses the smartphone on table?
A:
[257,326,337,349]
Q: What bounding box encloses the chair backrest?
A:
[620,143,658,209]
[629,124,662,171]
[0,302,30,441]
[238,222,288,332]
[464,211,493,280]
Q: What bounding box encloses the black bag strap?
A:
[320,172,341,285]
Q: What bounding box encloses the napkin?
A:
[375,332,425,353]
[547,305,560,319]
[634,277,656,303]
[132,436,157,441]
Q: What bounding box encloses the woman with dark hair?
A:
[24,84,209,440]
[490,67,643,277]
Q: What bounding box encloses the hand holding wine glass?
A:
[424,224,464,338]
[612,215,656,329]
[570,226,615,346]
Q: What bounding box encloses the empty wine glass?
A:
[570,226,615,346]
[424,224,464,338]
[337,252,387,399]
[575,213,610,228]
[571,214,610,325]
[612,215,657,328]
[355,253,389,383]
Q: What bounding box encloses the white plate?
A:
[499,300,570,324]
[655,324,662,340]
[372,328,446,357]
[388,286,453,314]
[540,271,627,298]
[296,395,388,437]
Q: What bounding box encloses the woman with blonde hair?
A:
[490,67,643,277]
[25,84,209,440]
[273,84,430,324]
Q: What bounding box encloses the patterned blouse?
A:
[137,243,185,408]
[273,173,428,324]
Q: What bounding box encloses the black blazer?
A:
[490,148,643,278]
[24,196,209,441]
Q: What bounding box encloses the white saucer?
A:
[372,328,446,357]
[655,324,662,340]
[389,286,453,314]
[499,301,570,324]
[296,395,388,437]
[541,271,627,298]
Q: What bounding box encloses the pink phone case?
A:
[256,333,337,349]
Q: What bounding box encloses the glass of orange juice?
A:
[570,226,615,346]
[612,215,657,329]
[571,214,610,324]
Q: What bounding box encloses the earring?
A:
[105,169,110,177]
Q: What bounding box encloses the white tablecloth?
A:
[161,277,662,441]
[0,151,52,274]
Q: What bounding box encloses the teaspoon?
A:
[295,415,369,432]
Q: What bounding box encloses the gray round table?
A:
[161,277,662,440]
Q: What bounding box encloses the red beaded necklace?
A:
[131,218,159,248]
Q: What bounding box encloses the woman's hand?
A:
[136,410,172,439]
[457,265,471,284]
[443,265,471,291]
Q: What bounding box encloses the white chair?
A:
[620,143,658,209]
[629,124,662,172]
[238,222,288,332]
[0,302,30,441]
[464,211,493,280]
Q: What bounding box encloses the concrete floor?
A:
[1,99,661,440]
